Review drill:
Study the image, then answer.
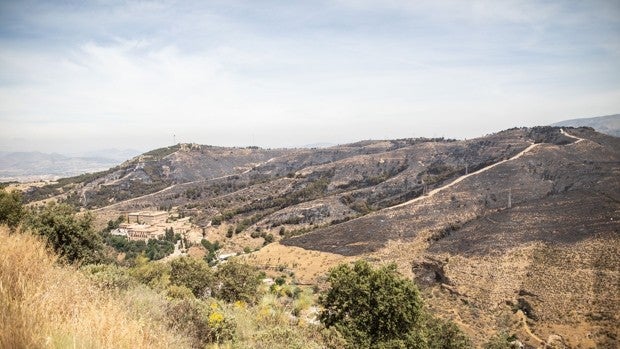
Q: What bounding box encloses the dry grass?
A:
[242,243,350,284]
[0,226,189,349]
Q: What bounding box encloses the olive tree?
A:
[320,260,472,348]
[169,257,213,298]
[319,260,424,348]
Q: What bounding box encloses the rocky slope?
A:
[24,126,620,347]
[283,127,619,348]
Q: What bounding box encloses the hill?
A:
[550,114,620,137]
[22,126,620,347]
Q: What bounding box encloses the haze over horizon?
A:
[1,1,619,154]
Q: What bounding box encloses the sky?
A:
[0,0,619,154]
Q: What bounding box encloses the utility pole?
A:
[508,188,512,209]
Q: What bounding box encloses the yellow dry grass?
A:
[243,242,350,284]
[0,226,189,349]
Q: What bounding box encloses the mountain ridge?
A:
[550,113,619,137]
[21,126,620,347]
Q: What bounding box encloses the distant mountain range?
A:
[0,148,140,182]
[72,148,142,162]
[3,114,617,183]
[551,114,619,137]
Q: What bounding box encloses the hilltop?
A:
[22,126,620,348]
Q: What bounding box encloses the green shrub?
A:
[166,285,195,300]
[166,298,234,346]
[130,257,171,290]
[483,331,517,349]
[169,257,213,298]
[25,202,103,264]
[319,260,424,348]
[82,264,136,291]
[425,316,472,349]
[145,238,174,260]
[0,188,24,230]
[211,215,222,226]
[214,260,261,303]
[319,260,471,349]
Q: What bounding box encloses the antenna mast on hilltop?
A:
[173,134,176,145]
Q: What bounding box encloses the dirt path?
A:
[93,157,277,212]
[560,128,585,144]
[516,310,544,344]
[388,142,539,210]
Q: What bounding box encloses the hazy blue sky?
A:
[1,0,619,153]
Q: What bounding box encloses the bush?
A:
[214,260,261,303]
[145,239,174,260]
[104,234,146,261]
[25,202,103,264]
[130,256,171,290]
[226,226,234,238]
[0,189,24,230]
[82,264,136,291]
[484,332,518,349]
[166,298,234,346]
[166,285,195,300]
[425,316,472,349]
[169,257,213,298]
[319,260,424,348]
[263,233,274,245]
[320,260,472,348]
[211,215,222,226]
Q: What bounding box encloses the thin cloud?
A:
[0,0,619,153]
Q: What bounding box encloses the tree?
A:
[213,260,261,303]
[105,214,124,231]
[262,233,274,245]
[130,255,171,289]
[0,188,24,230]
[26,202,103,264]
[164,227,175,242]
[201,239,221,263]
[319,260,424,348]
[320,260,471,349]
[211,215,222,226]
[170,257,213,298]
[145,239,174,260]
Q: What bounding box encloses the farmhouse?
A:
[127,211,167,225]
[118,223,164,241]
